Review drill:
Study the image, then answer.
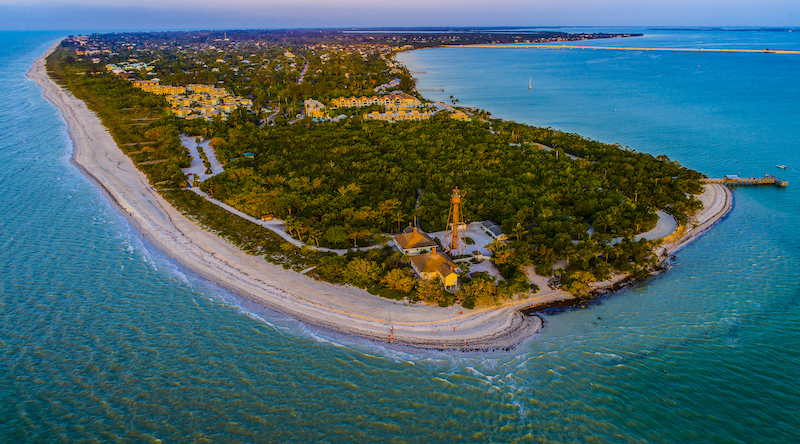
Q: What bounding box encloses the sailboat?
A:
[528,76,532,89]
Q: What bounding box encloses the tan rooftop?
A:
[393,227,437,251]
[409,251,459,289]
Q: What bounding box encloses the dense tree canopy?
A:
[48,31,705,305]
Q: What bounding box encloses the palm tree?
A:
[392,210,406,232]
[284,218,300,239]
[511,222,529,241]
[308,228,322,247]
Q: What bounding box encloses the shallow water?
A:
[1,29,799,442]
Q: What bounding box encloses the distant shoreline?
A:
[30,40,730,352]
[28,41,558,352]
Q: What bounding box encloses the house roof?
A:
[488,226,503,237]
[410,251,457,278]
[394,228,437,250]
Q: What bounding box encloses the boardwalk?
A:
[448,44,800,55]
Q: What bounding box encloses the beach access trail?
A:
[29,44,561,351]
[29,43,732,351]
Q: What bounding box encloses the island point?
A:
[30,29,739,350]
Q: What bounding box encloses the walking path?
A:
[29,44,548,351]
[189,188,382,254]
[180,135,223,181]
[30,42,735,351]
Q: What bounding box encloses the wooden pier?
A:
[447,44,800,56]
[703,174,788,187]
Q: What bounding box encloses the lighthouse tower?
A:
[447,187,462,253]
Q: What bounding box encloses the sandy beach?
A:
[28,43,732,351]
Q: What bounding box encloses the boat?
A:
[528,76,532,89]
[777,165,787,169]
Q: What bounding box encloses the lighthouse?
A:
[447,187,462,253]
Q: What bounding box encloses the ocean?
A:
[2,29,799,442]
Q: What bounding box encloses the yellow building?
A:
[188,84,214,93]
[304,99,327,119]
[390,93,421,107]
[409,251,459,291]
[133,79,159,89]
[331,93,422,109]
[450,111,471,121]
[363,109,433,122]
[134,80,250,119]
[172,108,192,118]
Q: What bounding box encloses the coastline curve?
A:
[27,42,552,352]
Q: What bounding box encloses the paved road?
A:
[297,55,309,84]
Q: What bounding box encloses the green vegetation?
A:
[46,45,190,188]
[196,115,701,290]
[50,29,704,307]
[163,189,328,271]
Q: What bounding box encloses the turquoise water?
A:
[2,29,800,442]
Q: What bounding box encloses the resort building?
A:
[134,80,252,122]
[132,79,159,89]
[331,92,421,109]
[450,110,471,121]
[393,227,438,256]
[409,251,459,291]
[304,99,327,119]
[172,108,192,118]
[363,109,434,122]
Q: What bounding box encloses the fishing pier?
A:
[703,175,788,187]
[448,44,800,55]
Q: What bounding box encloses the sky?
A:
[0,0,798,31]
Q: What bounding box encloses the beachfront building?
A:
[331,92,421,109]
[409,251,459,291]
[450,110,471,121]
[304,99,327,119]
[363,109,434,122]
[393,226,438,256]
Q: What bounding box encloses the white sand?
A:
[28,43,733,351]
[660,183,733,256]
[28,44,546,351]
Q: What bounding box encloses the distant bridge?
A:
[703,175,788,187]
[447,44,800,55]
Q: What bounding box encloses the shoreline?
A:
[29,42,731,352]
[28,42,551,351]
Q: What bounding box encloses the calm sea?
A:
[2,29,799,442]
